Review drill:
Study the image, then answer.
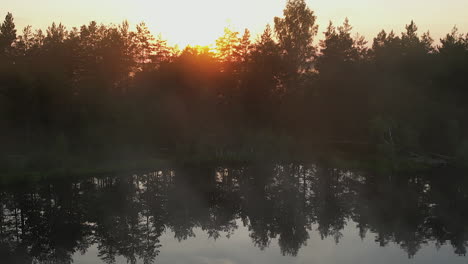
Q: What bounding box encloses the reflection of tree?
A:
[352,174,432,258]
[93,175,164,264]
[310,165,352,244]
[2,164,468,261]
[425,172,468,257]
[240,164,311,256]
[3,179,93,264]
[272,165,310,256]
[241,165,276,250]
[166,189,197,242]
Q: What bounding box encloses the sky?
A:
[1,0,467,47]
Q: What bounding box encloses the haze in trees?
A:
[0,0,467,169]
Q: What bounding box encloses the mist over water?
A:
[1,1,468,263]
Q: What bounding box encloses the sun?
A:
[126,0,286,48]
[127,0,229,48]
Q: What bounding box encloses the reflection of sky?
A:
[2,0,468,47]
[73,220,467,264]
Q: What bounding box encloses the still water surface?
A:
[1,164,467,263]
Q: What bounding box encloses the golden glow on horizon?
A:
[3,0,468,48]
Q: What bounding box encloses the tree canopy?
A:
[0,0,468,167]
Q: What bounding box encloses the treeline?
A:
[1,0,468,165]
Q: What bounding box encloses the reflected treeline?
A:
[2,164,468,263]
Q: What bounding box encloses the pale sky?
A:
[1,0,467,47]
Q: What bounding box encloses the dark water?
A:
[1,164,468,264]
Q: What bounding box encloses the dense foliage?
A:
[1,0,467,166]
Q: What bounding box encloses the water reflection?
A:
[1,164,468,263]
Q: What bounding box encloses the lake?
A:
[1,163,467,263]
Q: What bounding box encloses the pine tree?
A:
[16,26,34,56]
[0,12,17,56]
[238,29,252,63]
[215,27,241,63]
[274,0,318,75]
[135,22,155,69]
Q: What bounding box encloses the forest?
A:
[1,0,468,171]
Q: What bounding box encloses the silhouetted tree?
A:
[274,0,318,92]
[0,13,16,57]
